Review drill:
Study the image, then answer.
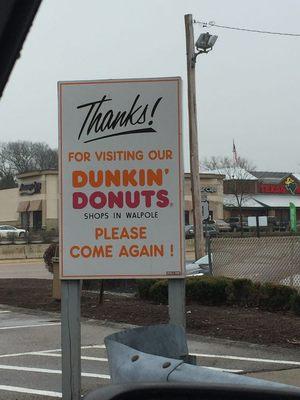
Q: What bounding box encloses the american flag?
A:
[233,140,238,164]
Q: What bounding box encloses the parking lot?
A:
[0,343,110,398]
[0,306,300,399]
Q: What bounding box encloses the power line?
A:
[194,20,300,37]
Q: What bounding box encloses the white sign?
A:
[247,216,257,227]
[58,77,184,279]
[202,200,209,220]
[259,216,268,227]
[247,216,268,227]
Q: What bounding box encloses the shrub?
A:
[208,277,231,305]
[259,283,297,311]
[43,243,58,273]
[137,279,157,300]
[149,280,168,304]
[136,277,300,316]
[290,293,300,316]
[186,276,230,305]
[226,279,260,307]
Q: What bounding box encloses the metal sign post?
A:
[168,278,186,328]
[61,280,81,400]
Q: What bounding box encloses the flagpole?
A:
[233,139,238,165]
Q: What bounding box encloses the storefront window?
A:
[21,212,29,229]
[33,211,42,230]
[184,211,190,225]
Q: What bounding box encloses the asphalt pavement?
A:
[0,305,300,399]
[1,259,300,398]
[0,259,52,279]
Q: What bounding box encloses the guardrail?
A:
[0,242,51,260]
[98,325,300,392]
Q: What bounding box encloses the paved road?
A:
[0,260,52,279]
[0,305,300,399]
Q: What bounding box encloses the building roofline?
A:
[184,172,225,179]
[250,171,300,184]
[16,169,58,179]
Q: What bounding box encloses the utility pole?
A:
[185,14,205,259]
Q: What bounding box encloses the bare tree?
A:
[203,156,256,232]
[1,141,35,173]
[0,146,17,188]
[204,155,255,172]
[0,171,16,189]
[0,141,58,189]
[32,143,58,170]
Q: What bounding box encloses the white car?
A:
[185,254,213,276]
[0,225,26,238]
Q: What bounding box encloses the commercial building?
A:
[184,172,224,224]
[0,170,58,231]
[223,170,300,223]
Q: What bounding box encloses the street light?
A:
[193,32,218,64]
[195,32,218,52]
[185,14,218,261]
[168,15,218,330]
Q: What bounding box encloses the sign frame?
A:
[58,77,184,280]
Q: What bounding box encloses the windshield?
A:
[0,1,299,398]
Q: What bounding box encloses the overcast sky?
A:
[1,0,300,172]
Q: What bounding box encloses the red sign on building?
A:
[259,176,299,195]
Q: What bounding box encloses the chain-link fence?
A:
[211,236,300,289]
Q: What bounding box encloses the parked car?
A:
[186,254,212,276]
[212,219,231,233]
[226,216,288,232]
[184,225,194,239]
[204,224,218,237]
[266,216,288,231]
[0,225,26,238]
[278,219,289,231]
[185,224,217,239]
[225,217,249,232]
